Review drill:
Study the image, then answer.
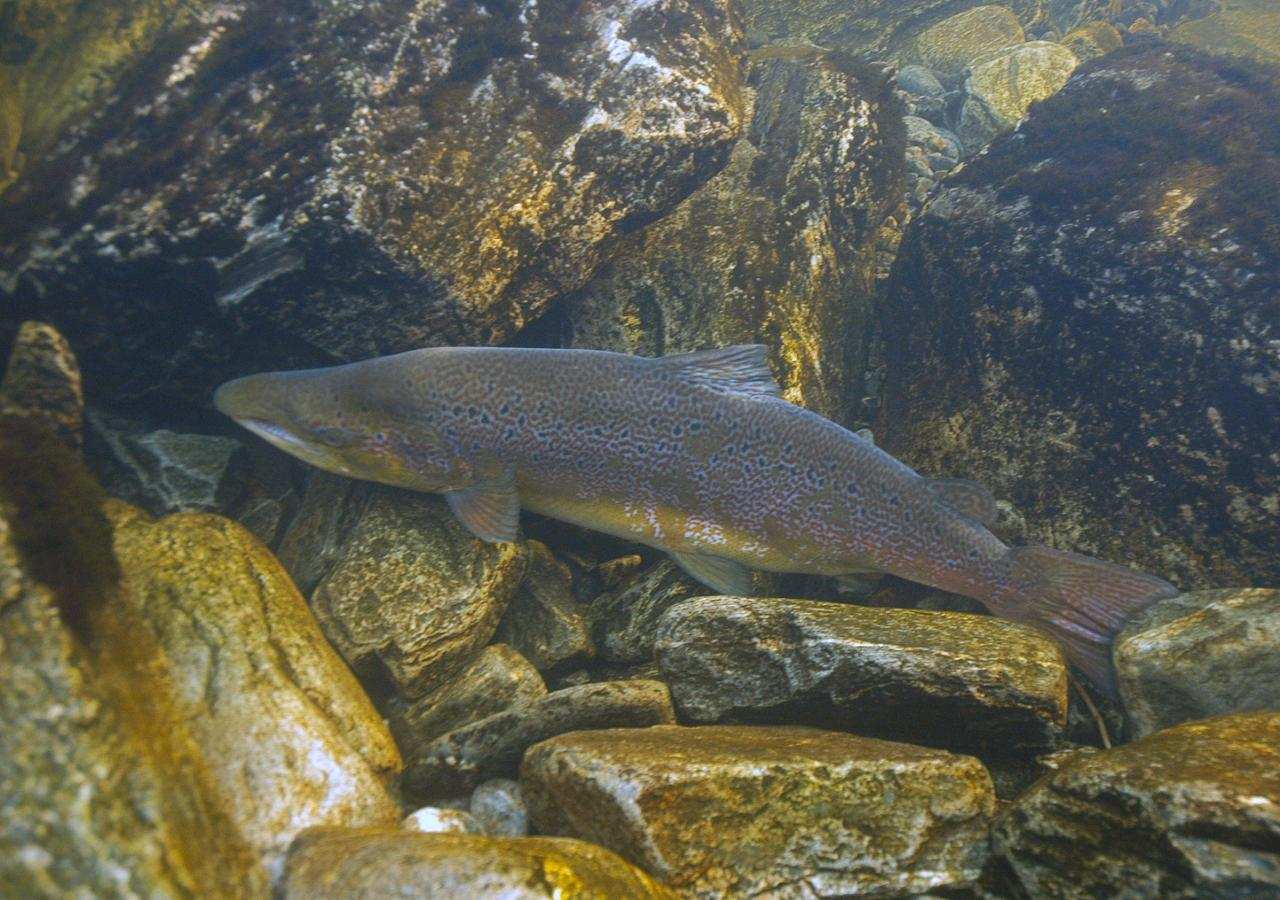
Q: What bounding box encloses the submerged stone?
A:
[655,596,1068,752]
[495,541,594,673]
[1115,588,1280,737]
[588,559,706,664]
[0,321,82,449]
[878,41,1280,590]
[958,41,1079,151]
[905,6,1026,78]
[310,487,527,701]
[994,711,1280,897]
[470,779,530,838]
[281,828,675,899]
[404,680,676,799]
[386,643,547,751]
[522,724,996,897]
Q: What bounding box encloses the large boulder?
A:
[0,0,744,405]
[0,417,402,890]
[905,5,1027,78]
[1115,588,1280,737]
[282,828,676,899]
[553,52,903,420]
[655,596,1068,752]
[0,321,83,448]
[1171,0,1280,65]
[878,40,1280,590]
[957,40,1079,150]
[994,711,1280,897]
[522,725,996,897]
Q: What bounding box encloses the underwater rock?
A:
[0,430,266,895]
[588,559,706,664]
[0,419,401,889]
[0,320,83,449]
[310,487,528,701]
[655,596,1068,752]
[402,808,480,835]
[522,724,996,897]
[994,711,1280,896]
[275,471,370,595]
[556,50,903,420]
[879,40,1280,590]
[106,502,403,877]
[739,0,1043,60]
[86,408,245,512]
[385,643,547,752]
[1,0,744,405]
[495,541,594,673]
[1171,0,1280,65]
[403,680,676,799]
[958,40,1079,151]
[281,827,675,899]
[1115,588,1280,737]
[1061,20,1125,60]
[905,6,1027,79]
[470,779,530,838]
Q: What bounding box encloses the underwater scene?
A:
[1,0,1278,895]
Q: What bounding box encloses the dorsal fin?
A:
[926,477,998,528]
[655,345,782,398]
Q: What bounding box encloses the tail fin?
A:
[1005,545,1179,696]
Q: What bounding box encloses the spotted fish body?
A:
[215,344,1177,692]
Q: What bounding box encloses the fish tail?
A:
[994,545,1179,696]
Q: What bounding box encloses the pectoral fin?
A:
[671,551,755,596]
[446,467,520,543]
[926,477,998,527]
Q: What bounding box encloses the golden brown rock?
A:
[905,6,1027,77]
[0,321,82,448]
[281,827,676,899]
[995,711,1280,896]
[1172,0,1280,65]
[107,503,403,877]
[522,725,996,897]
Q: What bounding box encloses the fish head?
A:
[214,364,465,492]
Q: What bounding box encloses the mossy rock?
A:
[879,39,1280,590]
[1171,0,1280,65]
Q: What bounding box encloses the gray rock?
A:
[310,487,528,700]
[655,596,1068,752]
[897,63,946,96]
[403,680,676,799]
[589,559,706,664]
[275,472,370,595]
[495,541,594,673]
[386,644,547,751]
[879,42,1280,591]
[86,409,245,513]
[470,779,529,838]
[0,321,83,449]
[994,711,1280,897]
[904,114,964,159]
[281,828,676,899]
[1116,588,1280,737]
[522,724,996,897]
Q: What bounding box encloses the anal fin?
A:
[671,551,754,596]
[445,467,520,543]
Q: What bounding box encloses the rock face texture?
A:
[1115,588,1280,737]
[589,559,705,664]
[556,51,903,420]
[1,0,744,404]
[282,828,676,899]
[494,541,595,673]
[404,680,677,799]
[522,725,996,897]
[905,5,1027,78]
[309,487,528,701]
[994,711,1280,897]
[957,40,1079,150]
[655,597,1068,751]
[879,40,1280,590]
[0,410,401,891]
